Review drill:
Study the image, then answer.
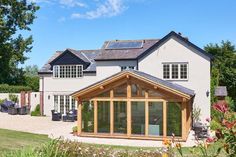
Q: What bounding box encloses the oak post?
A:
[127,80,131,137]
[163,100,167,137]
[110,90,114,135]
[145,91,149,136]
[182,99,187,140]
[77,98,82,136]
[94,100,98,134]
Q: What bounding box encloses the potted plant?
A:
[72,126,78,136]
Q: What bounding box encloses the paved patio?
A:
[0,112,197,147]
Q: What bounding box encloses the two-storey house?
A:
[38,31,212,141]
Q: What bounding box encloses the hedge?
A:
[0,84,32,93]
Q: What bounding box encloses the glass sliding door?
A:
[167,102,182,136]
[131,101,145,135]
[82,101,94,133]
[98,101,110,133]
[148,102,163,136]
[114,101,127,134]
[60,95,64,114]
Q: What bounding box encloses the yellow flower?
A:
[175,143,182,149]
[163,138,171,147]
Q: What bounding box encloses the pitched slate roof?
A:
[214,86,228,96]
[71,69,195,97]
[95,39,159,60]
[95,31,213,61]
[38,49,100,74]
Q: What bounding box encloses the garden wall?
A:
[0,92,40,111]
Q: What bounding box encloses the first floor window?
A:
[162,63,188,80]
[53,65,83,78]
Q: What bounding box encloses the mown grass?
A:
[0,128,227,157]
[0,128,49,153]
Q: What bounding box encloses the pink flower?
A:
[206,137,215,143]
[222,120,236,129]
[212,101,228,113]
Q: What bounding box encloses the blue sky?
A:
[24,0,236,68]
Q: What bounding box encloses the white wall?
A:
[40,60,137,116]
[96,60,137,79]
[0,92,40,111]
[138,36,211,122]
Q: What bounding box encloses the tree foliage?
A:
[24,65,39,91]
[205,41,236,108]
[0,0,39,85]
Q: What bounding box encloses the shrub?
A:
[0,84,31,93]
[210,119,222,131]
[31,104,41,116]
[225,96,235,111]
[9,94,19,103]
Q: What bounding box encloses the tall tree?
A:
[0,0,39,85]
[24,65,39,91]
[205,41,236,105]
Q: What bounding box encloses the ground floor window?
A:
[82,101,94,133]
[167,102,182,136]
[53,95,77,114]
[80,100,184,138]
[131,101,145,135]
[114,101,127,134]
[149,102,163,136]
[97,101,110,133]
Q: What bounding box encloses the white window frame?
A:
[53,95,78,115]
[162,62,188,81]
[53,65,83,78]
[120,66,135,71]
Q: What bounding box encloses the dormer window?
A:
[53,65,83,78]
[121,66,135,71]
[163,63,188,80]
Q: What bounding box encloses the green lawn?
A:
[0,128,49,153]
[0,128,227,157]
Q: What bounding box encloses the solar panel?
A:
[106,41,143,49]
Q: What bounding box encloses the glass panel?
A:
[171,64,179,79]
[96,90,110,97]
[148,102,163,136]
[71,98,75,110]
[180,64,188,79]
[131,101,145,135]
[54,95,58,112]
[148,89,164,97]
[65,66,70,78]
[114,83,127,97]
[60,95,64,114]
[60,66,65,78]
[167,102,182,136]
[98,101,110,133]
[77,65,83,78]
[163,64,170,79]
[82,101,94,133]
[114,101,127,134]
[65,96,70,113]
[131,84,145,97]
[71,65,77,78]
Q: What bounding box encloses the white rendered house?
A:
[39,31,212,134]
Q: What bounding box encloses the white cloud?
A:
[71,0,126,19]
[59,0,87,8]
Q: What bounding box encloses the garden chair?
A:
[193,122,209,139]
[51,110,61,121]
